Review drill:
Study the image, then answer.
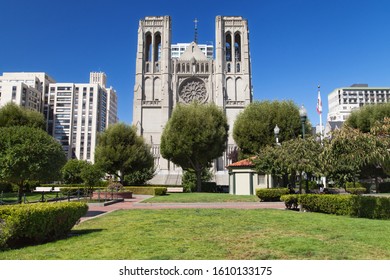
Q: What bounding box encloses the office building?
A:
[326,84,390,134]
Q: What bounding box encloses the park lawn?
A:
[142,192,259,203]
[0,192,61,204]
[1,209,390,260]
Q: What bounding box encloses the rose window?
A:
[179,78,207,104]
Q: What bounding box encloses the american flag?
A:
[316,86,322,115]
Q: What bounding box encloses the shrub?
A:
[54,185,94,197]
[280,194,299,209]
[0,202,87,250]
[256,188,289,202]
[299,194,352,216]
[181,169,213,193]
[378,182,390,193]
[349,195,390,219]
[201,182,218,193]
[124,186,167,196]
[346,187,366,195]
[0,182,15,193]
[287,194,390,220]
[124,168,155,185]
[107,182,123,192]
[345,182,365,189]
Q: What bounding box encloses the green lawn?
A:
[0,192,63,204]
[143,193,259,203]
[1,208,390,260]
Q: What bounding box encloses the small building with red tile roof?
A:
[226,158,276,195]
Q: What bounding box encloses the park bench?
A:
[33,187,61,201]
[167,187,184,193]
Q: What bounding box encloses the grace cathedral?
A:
[132,16,252,186]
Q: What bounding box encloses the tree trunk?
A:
[375,176,379,193]
[299,173,303,194]
[196,169,202,192]
[17,181,24,204]
[119,171,124,185]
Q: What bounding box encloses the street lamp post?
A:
[274,125,280,145]
[299,105,307,139]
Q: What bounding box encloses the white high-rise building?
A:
[132,16,252,186]
[0,72,55,114]
[49,72,118,162]
[326,84,390,133]
[171,43,214,59]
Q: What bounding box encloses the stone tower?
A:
[133,16,252,185]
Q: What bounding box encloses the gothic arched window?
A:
[234,32,241,62]
[154,33,161,62]
[225,33,232,62]
[145,33,152,62]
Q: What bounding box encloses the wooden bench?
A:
[167,187,184,193]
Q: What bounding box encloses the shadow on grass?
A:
[68,228,104,238]
[83,210,106,218]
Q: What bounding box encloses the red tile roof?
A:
[227,158,255,168]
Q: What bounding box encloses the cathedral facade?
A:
[132,16,252,185]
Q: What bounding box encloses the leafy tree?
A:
[124,167,155,185]
[345,103,390,133]
[94,123,154,184]
[61,159,89,184]
[0,102,45,130]
[160,102,229,192]
[181,168,213,192]
[80,162,104,187]
[254,137,322,192]
[321,126,389,189]
[233,100,311,156]
[0,126,66,202]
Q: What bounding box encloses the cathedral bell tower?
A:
[133,16,172,170]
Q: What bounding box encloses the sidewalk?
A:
[80,195,286,222]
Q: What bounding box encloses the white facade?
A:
[328,84,390,122]
[49,73,118,162]
[171,43,214,59]
[132,16,252,186]
[227,159,275,195]
[326,84,390,135]
[0,72,55,113]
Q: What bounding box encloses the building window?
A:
[258,175,265,185]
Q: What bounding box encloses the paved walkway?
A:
[80,195,286,223]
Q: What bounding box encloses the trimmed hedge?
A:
[280,194,299,209]
[299,194,352,216]
[378,182,390,193]
[346,187,366,195]
[280,194,390,219]
[345,182,365,189]
[124,186,167,196]
[0,202,88,250]
[256,188,289,202]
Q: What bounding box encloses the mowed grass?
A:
[142,193,259,203]
[1,209,390,260]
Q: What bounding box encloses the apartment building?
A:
[0,72,55,114]
[0,71,118,163]
[171,43,214,59]
[50,72,118,162]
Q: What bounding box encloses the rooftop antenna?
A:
[194,18,198,44]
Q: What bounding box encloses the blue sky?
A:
[1,0,390,127]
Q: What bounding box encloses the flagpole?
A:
[317,85,323,141]
[317,84,327,189]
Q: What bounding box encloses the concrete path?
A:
[79,195,286,223]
